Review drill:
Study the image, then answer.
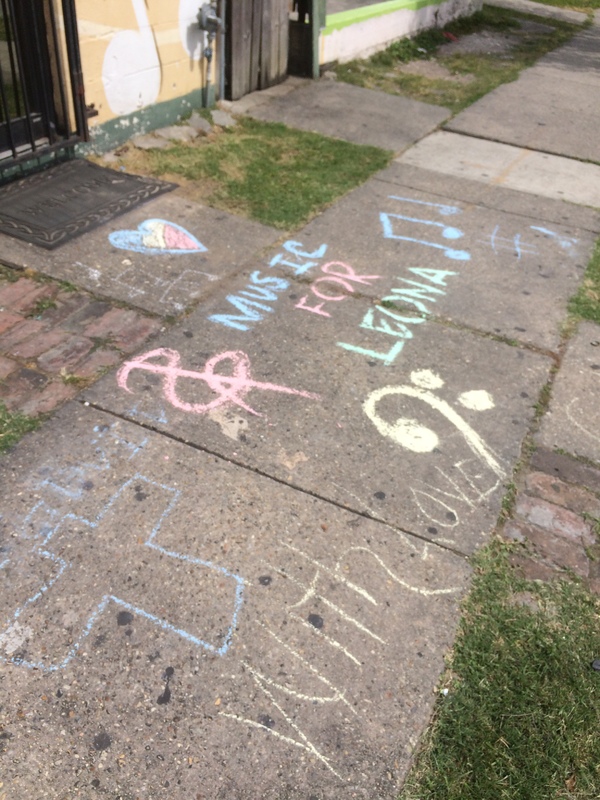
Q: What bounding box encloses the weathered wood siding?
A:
[226,0,289,100]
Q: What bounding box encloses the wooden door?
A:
[226,0,289,101]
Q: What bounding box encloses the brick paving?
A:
[504,447,600,594]
[0,272,161,417]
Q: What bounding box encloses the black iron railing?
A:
[0,0,89,171]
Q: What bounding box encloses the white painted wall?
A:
[321,0,483,65]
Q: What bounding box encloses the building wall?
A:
[75,0,218,150]
[74,0,481,152]
[321,0,483,65]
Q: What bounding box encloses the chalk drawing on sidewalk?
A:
[381,195,470,261]
[31,423,148,505]
[294,261,381,319]
[220,620,354,781]
[530,226,578,254]
[282,541,460,600]
[109,220,207,255]
[73,260,218,313]
[221,535,462,780]
[410,460,503,541]
[384,196,460,216]
[269,240,329,277]
[117,348,320,417]
[338,268,458,366]
[483,225,538,261]
[125,403,170,426]
[0,474,245,671]
[364,369,503,475]
[209,271,290,331]
[207,240,329,332]
[114,266,219,310]
[479,224,579,261]
[363,369,506,540]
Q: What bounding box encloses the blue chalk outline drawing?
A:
[1,474,245,671]
[36,425,148,500]
[109,219,208,255]
[487,225,537,261]
[388,195,460,216]
[380,196,470,261]
[530,226,578,253]
[126,403,169,425]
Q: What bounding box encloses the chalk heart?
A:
[109,219,207,255]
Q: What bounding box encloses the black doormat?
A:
[0,159,177,250]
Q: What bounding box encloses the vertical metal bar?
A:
[1,0,22,117]
[219,0,226,100]
[60,0,89,139]
[27,0,56,145]
[311,0,320,79]
[0,59,18,157]
[45,0,70,142]
[5,0,39,149]
[1,0,27,156]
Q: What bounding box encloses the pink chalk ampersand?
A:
[117,348,320,416]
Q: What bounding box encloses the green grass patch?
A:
[0,401,39,454]
[401,541,600,800]
[120,117,391,229]
[536,0,599,9]
[0,264,19,282]
[568,237,600,324]
[29,297,57,317]
[336,6,583,114]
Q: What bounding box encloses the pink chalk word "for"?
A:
[295,261,381,318]
[117,348,320,416]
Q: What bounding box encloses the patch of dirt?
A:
[172,176,221,206]
[397,60,476,84]
[438,30,521,56]
[517,19,556,35]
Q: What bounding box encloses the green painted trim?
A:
[324,0,445,34]
[312,0,321,78]
[78,87,206,155]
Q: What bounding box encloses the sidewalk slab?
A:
[445,24,600,163]
[84,276,551,554]
[397,131,600,209]
[0,194,280,316]
[377,161,600,231]
[487,0,588,25]
[0,404,469,798]
[537,321,600,465]
[193,167,595,352]
[289,169,595,352]
[226,76,309,115]
[246,81,450,152]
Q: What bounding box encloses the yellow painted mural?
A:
[75,0,214,127]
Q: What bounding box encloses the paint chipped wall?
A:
[74,0,215,130]
[321,0,483,65]
[71,0,481,150]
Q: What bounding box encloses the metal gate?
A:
[0,0,89,175]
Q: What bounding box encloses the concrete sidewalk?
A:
[1,6,599,798]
